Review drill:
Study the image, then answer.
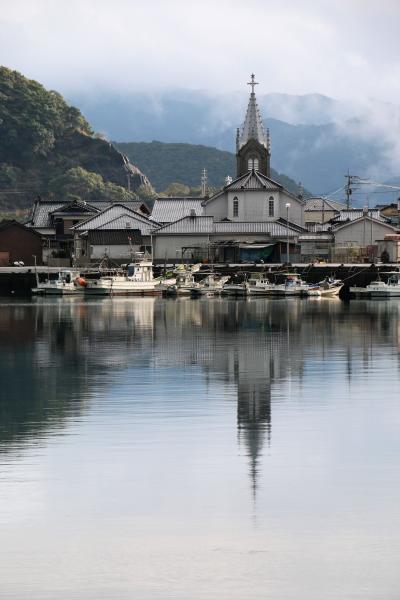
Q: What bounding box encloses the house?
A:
[82,229,142,262]
[27,197,150,265]
[72,203,159,265]
[0,220,43,266]
[300,211,400,263]
[304,197,347,225]
[152,215,304,263]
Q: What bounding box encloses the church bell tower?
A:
[236,74,271,178]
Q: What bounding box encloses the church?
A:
[152,75,305,263]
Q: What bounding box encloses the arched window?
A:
[233,197,239,218]
[247,156,259,171]
[268,196,274,217]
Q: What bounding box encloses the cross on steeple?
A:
[247,73,258,94]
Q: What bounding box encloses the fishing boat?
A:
[84,255,160,296]
[221,281,250,296]
[247,276,275,296]
[306,277,344,297]
[164,264,202,296]
[268,273,309,297]
[350,272,400,297]
[190,274,230,297]
[32,270,84,296]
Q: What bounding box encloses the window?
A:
[268,197,274,217]
[247,156,259,171]
[233,197,239,218]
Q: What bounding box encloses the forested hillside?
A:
[115,141,309,196]
[0,67,150,210]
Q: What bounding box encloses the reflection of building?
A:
[3,297,400,497]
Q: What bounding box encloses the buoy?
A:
[76,277,87,287]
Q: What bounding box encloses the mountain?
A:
[115,141,308,196]
[68,90,400,198]
[0,67,150,210]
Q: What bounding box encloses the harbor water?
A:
[1,297,400,599]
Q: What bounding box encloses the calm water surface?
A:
[1,297,400,599]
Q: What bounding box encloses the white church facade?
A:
[152,75,305,263]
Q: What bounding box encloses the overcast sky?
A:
[1,0,400,102]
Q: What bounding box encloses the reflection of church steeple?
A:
[237,377,272,500]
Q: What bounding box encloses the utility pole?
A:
[344,172,360,210]
[201,168,208,197]
[345,171,351,210]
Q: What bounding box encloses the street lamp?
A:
[285,202,291,264]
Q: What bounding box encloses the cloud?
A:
[0,0,400,103]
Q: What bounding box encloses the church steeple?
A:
[236,74,271,177]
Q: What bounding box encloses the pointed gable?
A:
[73,203,159,236]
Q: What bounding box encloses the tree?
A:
[49,167,105,201]
[162,182,191,197]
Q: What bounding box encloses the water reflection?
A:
[2,297,400,493]
[2,297,400,599]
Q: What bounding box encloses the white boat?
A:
[190,274,230,297]
[84,257,161,296]
[268,273,309,297]
[247,276,275,295]
[221,281,250,296]
[351,272,400,297]
[164,264,202,296]
[32,270,84,296]
[307,278,344,297]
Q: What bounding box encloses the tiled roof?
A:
[152,216,214,234]
[74,204,158,235]
[151,198,204,223]
[305,197,347,211]
[299,233,334,241]
[28,200,147,228]
[224,170,282,191]
[97,215,155,235]
[333,215,399,232]
[332,209,387,223]
[153,216,301,237]
[213,221,300,236]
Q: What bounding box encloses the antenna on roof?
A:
[201,168,208,197]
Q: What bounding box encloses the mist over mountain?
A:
[68,90,400,200]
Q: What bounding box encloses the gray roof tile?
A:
[151,198,204,223]
[74,204,157,235]
[29,200,146,228]
[153,216,300,237]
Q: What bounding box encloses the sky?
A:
[1,0,400,103]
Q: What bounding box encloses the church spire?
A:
[238,73,268,150]
[236,74,271,177]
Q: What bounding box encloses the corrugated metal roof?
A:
[29,200,146,228]
[305,197,347,211]
[153,217,300,237]
[73,204,158,234]
[151,198,204,223]
[88,229,142,245]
